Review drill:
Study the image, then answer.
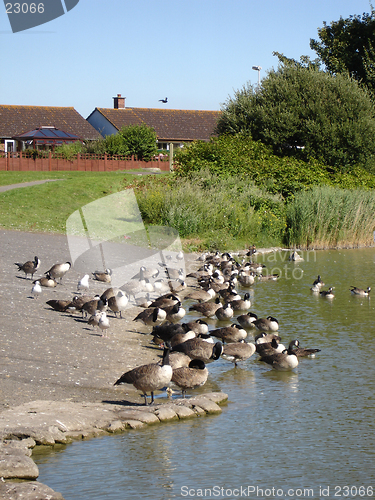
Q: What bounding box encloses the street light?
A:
[252,65,262,87]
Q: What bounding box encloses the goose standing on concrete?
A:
[171,359,209,397]
[114,346,173,405]
[15,256,40,279]
[45,262,71,284]
[108,290,128,318]
[46,299,72,312]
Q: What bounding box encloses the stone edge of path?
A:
[0,392,228,500]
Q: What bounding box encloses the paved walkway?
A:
[0,179,63,193]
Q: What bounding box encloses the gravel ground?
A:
[0,228,198,411]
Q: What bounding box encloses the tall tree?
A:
[216,62,375,172]
[310,8,375,94]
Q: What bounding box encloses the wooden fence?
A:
[0,151,171,172]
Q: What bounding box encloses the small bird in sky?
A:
[159,97,168,103]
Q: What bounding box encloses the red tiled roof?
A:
[93,107,221,142]
[0,105,102,141]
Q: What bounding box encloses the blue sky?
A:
[0,0,372,118]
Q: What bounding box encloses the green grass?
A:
[0,171,149,234]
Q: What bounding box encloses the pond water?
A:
[33,248,375,500]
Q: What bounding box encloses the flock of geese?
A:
[15,247,333,406]
[17,248,370,406]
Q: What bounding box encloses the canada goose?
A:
[312,275,324,287]
[168,279,187,293]
[34,275,57,288]
[77,274,90,291]
[100,287,116,301]
[159,97,168,103]
[169,330,196,348]
[169,351,192,369]
[121,279,148,300]
[46,299,72,312]
[98,311,110,337]
[108,290,128,318]
[258,274,279,281]
[185,288,216,302]
[221,340,256,366]
[289,251,304,261]
[162,301,186,323]
[246,245,257,257]
[172,338,223,363]
[69,294,93,313]
[256,338,286,359]
[238,272,255,287]
[228,292,251,311]
[288,339,321,358]
[171,359,209,397]
[163,267,184,280]
[149,294,180,308]
[320,287,334,298]
[135,293,153,308]
[253,316,279,332]
[219,287,241,302]
[31,280,42,299]
[210,324,247,343]
[152,322,186,344]
[215,302,234,321]
[92,269,112,283]
[133,307,167,326]
[259,345,299,371]
[114,346,173,405]
[15,256,40,279]
[255,332,282,344]
[189,297,223,317]
[182,319,209,335]
[350,286,371,296]
[131,266,159,280]
[153,278,171,294]
[237,312,258,329]
[81,296,108,317]
[45,262,71,283]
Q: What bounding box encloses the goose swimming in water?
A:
[114,346,173,405]
[259,344,299,371]
[288,339,321,358]
[350,286,371,296]
[320,287,334,298]
[253,316,279,332]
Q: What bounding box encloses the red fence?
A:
[0,151,171,172]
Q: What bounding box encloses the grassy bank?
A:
[1,170,375,251]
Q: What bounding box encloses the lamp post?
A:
[252,65,262,87]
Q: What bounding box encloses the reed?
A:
[286,186,375,249]
[135,170,286,250]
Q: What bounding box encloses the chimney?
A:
[113,93,125,109]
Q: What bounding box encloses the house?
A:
[0,105,102,153]
[87,94,221,151]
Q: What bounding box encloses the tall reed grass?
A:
[135,170,286,251]
[286,186,375,249]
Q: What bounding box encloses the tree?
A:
[216,62,375,172]
[117,124,158,161]
[310,8,375,95]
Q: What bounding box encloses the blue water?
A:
[34,249,375,499]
